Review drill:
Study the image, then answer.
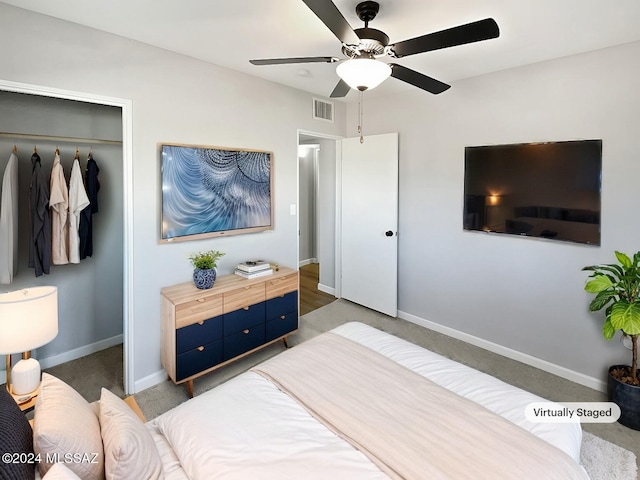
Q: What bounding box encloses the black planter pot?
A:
[608,365,640,430]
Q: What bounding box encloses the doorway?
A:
[297,131,339,315]
[297,130,399,318]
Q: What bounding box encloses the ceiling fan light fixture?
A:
[336,58,391,91]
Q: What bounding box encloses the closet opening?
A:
[0,83,133,396]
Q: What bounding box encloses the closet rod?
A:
[0,132,122,146]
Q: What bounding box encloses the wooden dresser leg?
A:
[282,337,289,349]
[186,379,194,398]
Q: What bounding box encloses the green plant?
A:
[189,250,225,270]
[583,251,640,385]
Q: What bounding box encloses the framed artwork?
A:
[160,143,273,242]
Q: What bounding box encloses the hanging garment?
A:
[0,152,19,284]
[28,152,51,276]
[50,153,69,265]
[68,158,90,264]
[79,154,99,259]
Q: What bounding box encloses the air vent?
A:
[313,98,334,123]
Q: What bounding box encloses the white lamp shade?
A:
[336,58,391,91]
[0,286,58,354]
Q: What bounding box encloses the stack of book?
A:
[235,260,273,279]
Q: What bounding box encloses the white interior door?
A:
[340,133,398,317]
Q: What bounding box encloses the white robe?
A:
[50,154,69,265]
[0,152,19,284]
[68,159,90,264]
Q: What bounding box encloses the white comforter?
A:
[147,322,587,479]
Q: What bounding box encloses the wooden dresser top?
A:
[161,266,298,304]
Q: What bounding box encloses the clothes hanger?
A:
[13,143,17,154]
[75,147,80,160]
[32,145,41,165]
[55,146,60,156]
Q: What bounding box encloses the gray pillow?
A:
[0,387,36,480]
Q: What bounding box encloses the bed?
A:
[1,322,590,479]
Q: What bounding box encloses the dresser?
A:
[161,267,298,397]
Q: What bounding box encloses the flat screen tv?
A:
[463,139,602,245]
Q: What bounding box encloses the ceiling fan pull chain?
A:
[359,90,364,143]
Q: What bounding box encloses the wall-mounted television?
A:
[160,143,273,242]
[463,139,602,245]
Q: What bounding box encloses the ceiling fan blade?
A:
[250,56,339,65]
[301,0,360,45]
[390,18,499,58]
[389,64,450,94]
[330,79,351,98]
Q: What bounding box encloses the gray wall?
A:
[0,91,123,365]
[346,41,640,387]
[298,146,316,264]
[316,138,337,292]
[0,3,346,391]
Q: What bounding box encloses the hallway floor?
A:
[299,263,336,316]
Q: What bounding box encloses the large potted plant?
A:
[189,250,225,290]
[583,250,640,430]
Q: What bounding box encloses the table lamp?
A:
[0,286,58,396]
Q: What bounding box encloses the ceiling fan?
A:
[250,0,499,98]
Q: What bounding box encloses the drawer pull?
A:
[243,306,250,311]
[280,315,286,319]
[196,298,206,303]
[198,320,204,325]
[243,329,250,334]
[197,346,205,352]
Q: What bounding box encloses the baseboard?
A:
[299,258,317,267]
[40,334,124,370]
[317,283,335,296]
[134,369,170,394]
[0,334,123,385]
[397,310,607,393]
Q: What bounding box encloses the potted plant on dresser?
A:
[189,250,225,290]
[583,250,640,430]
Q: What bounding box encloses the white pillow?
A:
[99,388,163,479]
[33,373,104,480]
[43,463,82,479]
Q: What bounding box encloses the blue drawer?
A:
[266,291,298,320]
[223,302,265,336]
[224,324,265,360]
[176,339,223,381]
[176,315,223,355]
[265,311,298,342]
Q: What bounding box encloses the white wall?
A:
[347,41,640,388]
[0,3,345,391]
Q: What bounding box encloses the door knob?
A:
[385,230,394,237]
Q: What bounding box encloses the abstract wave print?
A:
[162,145,271,239]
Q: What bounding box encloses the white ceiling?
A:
[4,0,640,101]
